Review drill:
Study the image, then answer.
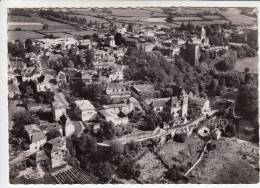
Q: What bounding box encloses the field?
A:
[8,22,43,31]
[7,7,256,41]
[8,31,45,41]
[220,8,257,25]
[62,14,109,24]
[235,56,258,74]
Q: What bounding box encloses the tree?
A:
[117,157,141,180]
[46,129,61,141]
[84,49,94,68]
[12,111,35,140]
[215,52,237,71]
[80,83,103,100]
[164,164,187,182]
[100,121,116,141]
[145,110,162,130]
[114,32,125,46]
[207,79,218,96]
[159,111,173,123]
[236,84,258,120]
[173,133,187,143]
[166,14,173,22]
[76,133,97,155]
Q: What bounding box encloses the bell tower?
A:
[181,90,188,117]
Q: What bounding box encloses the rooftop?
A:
[31,132,47,143]
[102,103,128,109]
[48,137,66,148]
[132,84,154,93]
[40,122,62,132]
[24,124,41,135]
[75,100,95,111]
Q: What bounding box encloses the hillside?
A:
[188,137,259,183]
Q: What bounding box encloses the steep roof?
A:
[151,98,170,108]
[31,132,47,143]
[132,84,154,93]
[106,82,125,91]
[48,137,66,148]
[170,97,179,107]
[24,124,41,135]
[36,150,49,162]
[40,122,62,132]
[102,103,128,109]
[72,121,85,136]
[189,96,208,106]
[75,100,95,111]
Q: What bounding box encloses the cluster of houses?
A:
[9,19,241,173]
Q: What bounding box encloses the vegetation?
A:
[215,51,237,71]
[236,84,258,120]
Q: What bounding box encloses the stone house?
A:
[105,82,131,100]
[44,137,67,169]
[74,100,97,122]
[189,95,210,115]
[24,124,47,153]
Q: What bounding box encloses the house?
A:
[24,124,47,153]
[36,83,47,92]
[45,137,67,168]
[57,71,66,83]
[63,69,79,82]
[26,101,51,113]
[74,100,97,122]
[106,82,131,100]
[80,70,93,83]
[102,102,130,115]
[72,121,85,137]
[140,42,156,52]
[148,97,182,117]
[52,101,67,121]
[105,36,116,47]
[35,150,50,168]
[39,122,63,136]
[131,84,155,98]
[127,97,142,112]
[8,83,20,99]
[189,95,211,115]
[108,69,124,82]
[98,109,129,126]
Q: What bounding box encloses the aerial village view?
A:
[7,7,259,184]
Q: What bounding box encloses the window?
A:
[155,107,161,111]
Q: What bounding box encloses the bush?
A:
[173,133,187,143]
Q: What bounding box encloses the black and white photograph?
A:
[3,1,259,185]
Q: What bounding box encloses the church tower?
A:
[181,90,188,117]
[201,26,206,41]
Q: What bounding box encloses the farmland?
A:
[219,8,257,25]
[235,56,258,74]
[8,31,45,41]
[8,22,43,31]
[7,7,256,41]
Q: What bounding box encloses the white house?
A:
[74,100,97,122]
